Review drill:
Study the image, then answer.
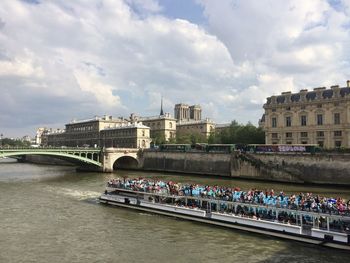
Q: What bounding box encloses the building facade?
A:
[100,123,151,148]
[36,127,53,146]
[139,113,176,142]
[176,118,215,137]
[174,103,202,122]
[39,101,215,147]
[46,129,66,146]
[261,81,350,148]
[64,116,128,147]
[174,103,213,137]
[44,115,151,149]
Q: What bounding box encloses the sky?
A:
[1,0,350,137]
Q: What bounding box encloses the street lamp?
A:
[0,133,3,148]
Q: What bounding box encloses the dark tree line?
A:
[0,138,31,148]
[208,121,265,144]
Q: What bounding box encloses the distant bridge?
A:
[0,147,141,172]
[0,147,103,167]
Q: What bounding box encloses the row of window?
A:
[48,133,96,139]
[102,129,137,137]
[271,103,341,112]
[67,125,95,132]
[178,125,214,131]
[271,113,341,127]
[144,122,173,129]
[271,131,343,139]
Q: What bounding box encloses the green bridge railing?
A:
[0,147,103,167]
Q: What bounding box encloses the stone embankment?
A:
[140,151,350,185]
[16,150,350,185]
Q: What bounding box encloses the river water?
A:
[0,159,349,263]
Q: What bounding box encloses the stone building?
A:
[138,113,176,142]
[174,103,202,122]
[64,115,128,147]
[100,123,151,148]
[176,118,215,137]
[261,80,350,148]
[35,128,47,145]
[46,129,66,146]
[174,103,213,137]
[40,100,214,147]
[44,115,151,149]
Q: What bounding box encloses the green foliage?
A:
[0,138,31,147]
[151,120,264,146]
[207,133,216,144]
[176,131,207,144]
[167,136,177,144]
[151,132,166,146]
[213,120,265,144]
[176,133,192,144]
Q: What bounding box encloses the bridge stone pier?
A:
[102,147,141,172]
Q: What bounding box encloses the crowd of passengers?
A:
[107,178,350,216]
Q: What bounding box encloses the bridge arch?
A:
[112,155,139,170]
[0,150,102,168]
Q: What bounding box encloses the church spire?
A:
[160,96,164,116]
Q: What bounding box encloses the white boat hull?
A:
[99,194,350,251]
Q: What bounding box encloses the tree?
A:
[190,132,207,144]
[208,132,219,144]
[176,133,192,144]
[176,131,207,144]
[1,138,31,147]
[151,132,166,146]
[211,120,265,144]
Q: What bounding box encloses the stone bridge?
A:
[0,147,141,172]
[101,147,140,172]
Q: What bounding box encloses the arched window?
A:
[169,122,173,128]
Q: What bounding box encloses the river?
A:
[0,159,349,263]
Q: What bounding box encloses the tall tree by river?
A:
[208,121,265,144]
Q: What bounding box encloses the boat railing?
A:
[105,186,350,220]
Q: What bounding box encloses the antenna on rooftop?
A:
[160,96,164,116]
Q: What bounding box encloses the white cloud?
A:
[74,70,122,108]
[0,57,44,77]
[0,0,242,135]
[1,0,350,136]
[197,0,350,122]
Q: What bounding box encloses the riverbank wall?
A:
[139,151,350,185]
[15,150,350,185]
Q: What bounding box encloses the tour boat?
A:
[99,179,350,251]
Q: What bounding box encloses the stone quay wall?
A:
[140,151,350,185]
[140,151,232,177]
